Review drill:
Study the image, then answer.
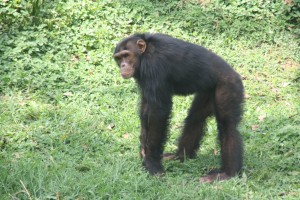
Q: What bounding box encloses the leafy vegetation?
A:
[0,0,299,199]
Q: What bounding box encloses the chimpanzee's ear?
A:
[136,39,146,53]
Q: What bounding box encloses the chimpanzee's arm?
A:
[139,94,172,175]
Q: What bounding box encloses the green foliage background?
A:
[0,0,299,199]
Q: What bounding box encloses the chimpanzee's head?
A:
[113,35,146,79]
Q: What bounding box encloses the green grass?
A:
[1,0,299,199]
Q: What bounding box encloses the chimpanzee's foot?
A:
[199,172,231,183]
[162,152,196,162]
[162,153,178,161]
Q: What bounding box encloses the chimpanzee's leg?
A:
[175,93,213,161]
[200,78,244,183]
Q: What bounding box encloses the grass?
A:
[0,0,299,199]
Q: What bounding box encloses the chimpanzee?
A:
[113,33,244,183]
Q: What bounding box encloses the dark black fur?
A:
[114,33,244,179]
